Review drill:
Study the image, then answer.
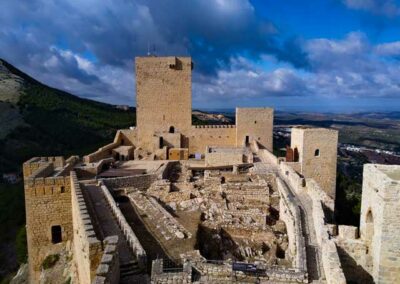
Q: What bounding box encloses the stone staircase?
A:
[119,260,148,284]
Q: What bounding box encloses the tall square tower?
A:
[290,127,338,199]
[135,57,192,151]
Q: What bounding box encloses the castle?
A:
[22,56,400,284]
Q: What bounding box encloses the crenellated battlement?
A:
[192,124,236,129]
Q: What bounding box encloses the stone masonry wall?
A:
[102,174,157,190]
[189,126,236,154]
[70,172,103,284]
[84,142,119,163]
[205,151,243,167]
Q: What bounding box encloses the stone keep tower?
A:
[359,164,400,284]
[290,127,338,199]
[136,56,192,151]
[23,157,73,283]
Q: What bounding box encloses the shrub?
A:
[16,226,27,264]
[41,254,60,270]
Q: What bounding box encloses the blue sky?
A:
[1,0,400,112]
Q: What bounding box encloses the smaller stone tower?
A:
[290,127,338,199]
[359,164,400,283]
[235,108,274,152]
[23,157,73,283]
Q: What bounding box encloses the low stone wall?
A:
[279,162,305,193]
[205,151,243,167]
[56,156,79,177]
[29,162,54,179]
[307,179,346,284]
[71,172,103,284]
[322,240,347,284]
[102,174,157,190]
[92,236,120,284]
[276,178,307,273]
[99,182,147,267]
[191,260,307,283]
[151,259,192,284]
[76,158,115,178]
[128,192,192,240]
[84,142,119,163]
[23,156,65,178]
[306,178,335,214]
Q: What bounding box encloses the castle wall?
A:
[84,142,119,163]
[359,164,400,283]
[92,236,120,284]
[70,172,103,284]
[23,161,73,283]
[276,177,307,271]
[236,108,273,151]
[99,183,147,267]
[188,126,236,154]
[136,57,192,152]
[279,162,305,193]
[291,127,338,200]
[205,148,244,167]
[102,174,157,190]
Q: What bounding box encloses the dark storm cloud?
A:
[0,0,399,107]
[0,0,309,74]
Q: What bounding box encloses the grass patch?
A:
[41,254,60,270]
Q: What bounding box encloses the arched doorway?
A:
[169,126,175,133]
[365,210,374,244]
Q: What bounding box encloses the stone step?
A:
[120,261,143,278]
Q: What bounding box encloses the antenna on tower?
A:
[147,42,150,56]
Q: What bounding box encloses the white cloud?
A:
[343,0,400,16]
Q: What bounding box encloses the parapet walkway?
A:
[252,150,325,283]
[84,185,148,283]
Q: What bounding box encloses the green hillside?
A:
[0,59,136,173]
